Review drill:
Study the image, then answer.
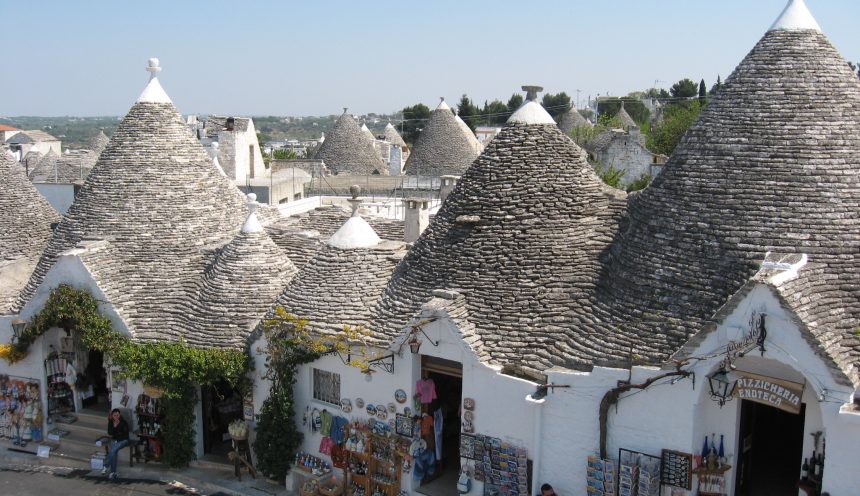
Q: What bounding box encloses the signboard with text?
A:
[734,371,805,414]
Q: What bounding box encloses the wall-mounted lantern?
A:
[708,368,737,408]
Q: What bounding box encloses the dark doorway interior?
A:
[81,349,109,410]
[416,364,463,495]
[735,400,805,496]
[201,379,243,455]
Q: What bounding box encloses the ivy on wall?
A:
[4,284,248,467]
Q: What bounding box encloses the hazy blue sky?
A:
[1,0,857,117]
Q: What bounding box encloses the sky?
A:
[1,0,858,117]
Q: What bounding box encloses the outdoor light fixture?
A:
[708,368,737,408]
[10,319,27,343]
[407,326,439,355]
[408,336,422,354]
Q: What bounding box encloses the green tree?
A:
[398,103,431,144]
[273,148,299,160]
[457,94,479,131]
[483,99,510,125]
[670,78,698,98]
[647,100,703,155]
[644,87,671,101]
[625,174,652,192]
[698,79,707,104]
[593,161,625,189]
[507,93,524,113]
[541,92,571,118]
[709,75,723,96]
[596,98,650,126]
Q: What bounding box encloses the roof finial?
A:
[241,193,263,233]
[343,107,348,114]
[348,184,362,217]
[770,0,821,32]
[522,85,543,102]
[146,58,161,81]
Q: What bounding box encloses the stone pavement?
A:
[0,441,289,496]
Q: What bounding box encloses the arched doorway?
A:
[734,400,805,495]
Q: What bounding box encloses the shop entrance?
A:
[80,349,110,411]
[201,379,244,456]
[734,399,805,496]
[416,356,463,496]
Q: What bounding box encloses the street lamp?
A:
[11,319,27,343]
[708,368,737,408]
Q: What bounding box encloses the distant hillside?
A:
[0,116,120,149]
[0,113,401,149]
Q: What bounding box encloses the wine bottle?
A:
[718,434,725,462]
[801,458,809,480]
[701,435,709,459]
[809,451,817,479]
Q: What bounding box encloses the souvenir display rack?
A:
[585,455,616,496]
[135,394,164,462]
[0,375,43,444]
[344,423,403,496]
[45,353,76,417]
[618,448,660,496]
[461,433,529,495]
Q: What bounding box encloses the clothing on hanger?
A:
[415,378,437,404]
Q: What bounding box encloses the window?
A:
[312,368,341,405]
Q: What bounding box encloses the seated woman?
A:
[104,408,129,480]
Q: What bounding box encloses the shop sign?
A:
[733,371,804,414]
[719,312,767,370]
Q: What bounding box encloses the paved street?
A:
[0,465,218,496]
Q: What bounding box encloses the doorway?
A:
[78,349,110,413]
[734,400,805,496]
[416,356,463,496]
[201,379,244,456]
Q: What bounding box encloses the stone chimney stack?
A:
[404,197,430,243]
[439,175,460,203]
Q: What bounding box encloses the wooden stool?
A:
[230,438,255,481]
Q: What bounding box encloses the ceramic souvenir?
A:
[376,404,387,419]
[366,403,375,415]
[464,410,474,422]
[341,399,352,413]
[387,402,396,413]
[394,389,407,404]
[463,397,475,410]
[356,398,365,409]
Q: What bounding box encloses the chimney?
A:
[404,197,430,243]
[439,175,460,203]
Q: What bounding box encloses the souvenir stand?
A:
[135,393,164,462]
[459,433,529,496]
[0,375,43,447]
[45,353,76,418]
[344,420,406,496]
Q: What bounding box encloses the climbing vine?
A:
[4,284,248,467]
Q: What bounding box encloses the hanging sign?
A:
[733,371,804,414]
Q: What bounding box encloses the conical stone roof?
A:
[193,195,297,349]
[557,105,592,134]
[403,99,482,176]
[361,123,376,142]
[615,103,637,129]
[383,122,406,147]
[89,130,110,154]
[268,202,403,340]
[377,89,627,371]
[27,149,59,182]
[0,151,60,313]
[594,1,860,383]
[313,109,385,175]
[16,59,249,347]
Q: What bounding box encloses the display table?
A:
[286,465,329,493]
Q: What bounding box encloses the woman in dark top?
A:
[105,408,129,479]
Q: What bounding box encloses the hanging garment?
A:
[433,408,443,460]
[415,379,437,404]
[412,447,437,481]
[320,409,333,437]
[330,416,349,445]
[319,436,335,455]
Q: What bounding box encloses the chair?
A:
[97,408,139,467]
